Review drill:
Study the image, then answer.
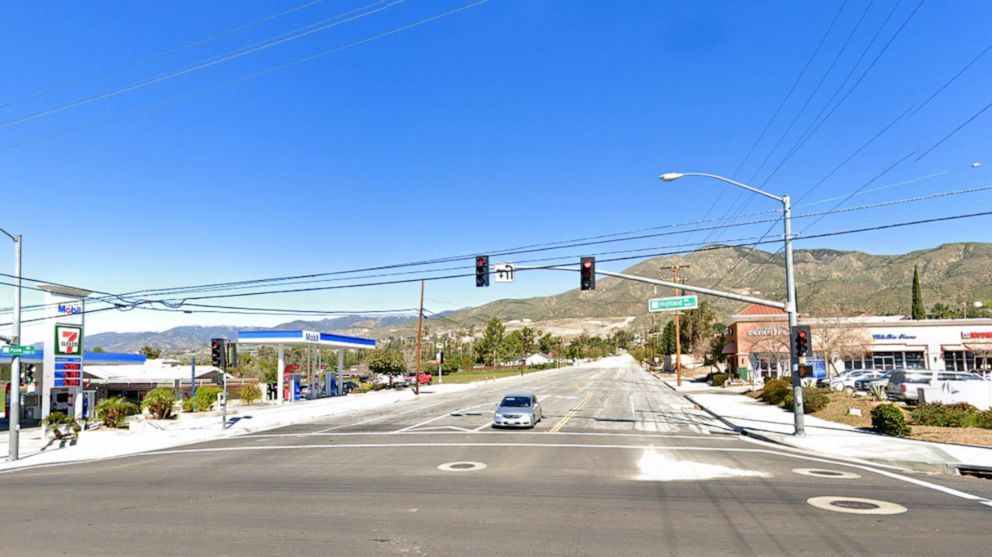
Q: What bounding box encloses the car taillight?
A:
[901,385,907,392]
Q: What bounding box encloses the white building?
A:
[524,352,554,366]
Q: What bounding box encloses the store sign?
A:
[55,324,83,355]
[873,333,917,340]
[961,332,992,339]
[57,303,82,315]
[303,331,319,343]
[747,326,788,337]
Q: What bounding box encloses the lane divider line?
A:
[550,390,593,433]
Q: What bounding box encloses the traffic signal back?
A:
[211,338,226,367]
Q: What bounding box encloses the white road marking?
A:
[396,403,492,433]
[136,442,992,509]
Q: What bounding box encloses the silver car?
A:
[493,393,542,428]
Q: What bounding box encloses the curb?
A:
[682,389,968,475]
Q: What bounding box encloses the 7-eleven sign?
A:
[55,324,83,355]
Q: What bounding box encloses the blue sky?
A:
[1,0,991,335]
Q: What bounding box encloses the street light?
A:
[660,171,806,436]
[0,225,22,460]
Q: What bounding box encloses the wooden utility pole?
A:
[670,263,690,387]
[414,280,425,396]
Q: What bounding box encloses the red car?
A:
[406,372,432,385]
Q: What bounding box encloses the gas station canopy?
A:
[236,330,376,404]
[237,330,376,349]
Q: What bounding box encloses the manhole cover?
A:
[438,461,487,472]
[793,468,861,480]
[807,496,907,515]
[831,500,880,510]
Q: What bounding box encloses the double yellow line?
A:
[549,390,593,433]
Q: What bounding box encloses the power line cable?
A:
[3,208,990,328]
[0,1,403,131]
[0,0,329,110]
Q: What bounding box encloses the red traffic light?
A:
[797,330,808,339]
[583,259,592,269]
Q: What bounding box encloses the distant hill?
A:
[88,243,992,354]
[420,242,992,331]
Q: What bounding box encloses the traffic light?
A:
[580,256,595,291]
[792,325,811,358]
[211,338,226,367]
[23,364,35,383]
[475,255,489,287]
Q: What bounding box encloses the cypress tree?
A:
[911,265,926,320]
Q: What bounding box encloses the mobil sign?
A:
[55,324,83,355]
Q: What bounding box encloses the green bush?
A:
[142,388,177,420]
[710,373,730,387]
[910,403,979,428]
[759,378,792,406]
[976,409,992,429]
[872,404,911,436]
[182,386,222,412]
[238,384,262,405]
[783,387,831,414]
[95,397,139,428]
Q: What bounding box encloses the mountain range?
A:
[87,242,992,354]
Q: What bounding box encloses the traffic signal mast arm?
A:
[515,264,787,309]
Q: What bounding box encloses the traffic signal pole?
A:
[6,232,22,461]
[413,280,424,396]
[783,195,805,436]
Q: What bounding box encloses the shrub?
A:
[868,384,887,401]
[238,384,262,405]
[759,378,792,406]
[976,409,992,430]
[710,373,730,387]
[95,397,139,428]
[783,387,831,414]
[910,402,979,428]
[43,411,81,434]
[872,404,911,436]
[142,388,177,420]
[182,386,223,412]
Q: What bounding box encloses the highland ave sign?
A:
[648,295,699,312]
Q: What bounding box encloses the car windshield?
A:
[500,396,532,408]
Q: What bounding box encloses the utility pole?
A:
[670,263,690,387]
[2,228,21,461]
[413,280,424,396]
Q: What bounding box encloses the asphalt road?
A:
[2,356,991,556]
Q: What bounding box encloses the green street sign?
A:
[648,295,699,312]
[1,345,36,356]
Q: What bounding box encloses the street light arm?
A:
[660,172,784,203]
[0,225,17,243]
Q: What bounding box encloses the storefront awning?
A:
[965,344,992,353]
[941,344,967,352]
[721,342,737,355]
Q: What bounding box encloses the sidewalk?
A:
[0,373,537,472]
[662,377,992,474]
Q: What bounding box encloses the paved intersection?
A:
[1,357,991,556]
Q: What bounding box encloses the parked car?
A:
[341,381,360,394]
[818,370,884,391]
[886,370,985,403]
[405,372,432,385]
[854,371,894,392]
[492,392,542,429]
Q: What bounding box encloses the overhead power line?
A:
[0,0,329,110]
[0,1,404,131]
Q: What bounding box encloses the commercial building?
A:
[722,304,992,380]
